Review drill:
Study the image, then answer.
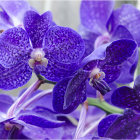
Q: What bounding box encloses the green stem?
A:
[37,74,56,85]
[87,98,124,114]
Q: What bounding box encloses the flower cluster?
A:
[0,0,140,139]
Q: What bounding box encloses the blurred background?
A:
[1,0,139,95]
[28,0,137,30]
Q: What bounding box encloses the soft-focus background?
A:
[28,0,137,30]
[1,0,139,95]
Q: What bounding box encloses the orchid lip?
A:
[89,68,111,95]
[29,48,48,68]
[89,68,105,80]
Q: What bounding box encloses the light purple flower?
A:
[80,0,139,84]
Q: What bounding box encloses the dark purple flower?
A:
[80,0,139,84]
[108,4,140,46]
[0,10,85,90]
[87,82,117,104]
[111,75,140,112]
[98,109,140,139]
[52,39,137,113]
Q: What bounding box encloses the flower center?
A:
[0,29,4,33]
[94,33,110,49]
[29,48,48,68]
[5,122,13,131]
[89,68,111,95]
[89,68,105,83]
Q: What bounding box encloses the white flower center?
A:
[29,48,48,68]
[89,68,105,86]
[89,68,100,78]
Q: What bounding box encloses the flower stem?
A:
[87,98,124,114]
[20,89,52,110]
[6,80,42,118]
[74,101,88,139]
[37,74,56,85]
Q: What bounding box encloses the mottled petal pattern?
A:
[53,76,86,114]
[116,48,138,84]
[80,0,114,34]
[64,69,89,109]
[109,4,140,46]
[0,62,32,90]
[99,39,137,66]
[36,60,79,82]
[24,10,54,48]
[111,86,140,112]
[105,109,140,139]
[99,65,121,83]
[98,114,119,137]
[44,26,85,63]
[83,40,136,84]
[0,27,31,68]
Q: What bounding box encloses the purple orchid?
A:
[52,38,137,114]
[80,0,140,46]
[108,3,140,46]
[80,0,139,84]
[98,109,140,139]
[0,0,32,30]
[0,90,80,139]
[111,75,140,112]
[0,88,104,139]
[0,9,85,90]
[0,0,140,139]
[16,85,106,139]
